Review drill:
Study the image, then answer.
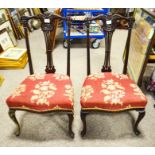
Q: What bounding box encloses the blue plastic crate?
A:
[62,8,109,40]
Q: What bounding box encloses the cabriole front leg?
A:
[68,113,74,138]
[134,109,145,136]
[8,109,20,136]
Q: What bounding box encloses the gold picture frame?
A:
[123,9,155,85]
[0,29,14,51]
[0,9,8,25]
[0,21,17,46]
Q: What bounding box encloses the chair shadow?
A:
[9,112,73,142]
[81,112,145,140]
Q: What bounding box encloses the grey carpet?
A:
[0,28,155,146]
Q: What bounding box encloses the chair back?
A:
[85,13,135,75]
[21,13,71,76]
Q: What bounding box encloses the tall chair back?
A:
[21,13,71,76]
[85,13,135,75]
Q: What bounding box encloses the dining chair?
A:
[6,13,74,138]
[80,13,147,137]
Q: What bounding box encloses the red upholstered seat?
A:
[80,72,147,111]
[6,73,74,112]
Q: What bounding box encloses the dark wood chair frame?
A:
[8,13,74,138]
[80,13,146,137]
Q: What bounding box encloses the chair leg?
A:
[68,114,74,138]
[8,109,20,136]
[80,111,87,137]
[133,109,145,136]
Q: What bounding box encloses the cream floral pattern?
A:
[28,74,45,81]
[31,81,57,106]
[53,105,63,110]
[81,85,94,102]
[11,84,26,98]
[53,74,69,80]
[125,104,132,109]
[100,79,125,105]
[130,84,146,100]
[88,73,105,80]
[111,73,128,80]
[64,85,74,103]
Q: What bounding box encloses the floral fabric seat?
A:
[80,72,147,112]
[7,73,74,112]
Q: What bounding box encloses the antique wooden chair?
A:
[6,13,74,138]
[80,13,147,137]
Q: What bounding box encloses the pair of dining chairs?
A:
[6,13,147,139]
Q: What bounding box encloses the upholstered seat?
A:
[7,73,74,112]
[80,72,147,112]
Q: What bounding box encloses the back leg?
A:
[80,111,87,137]
[68,113,74,138]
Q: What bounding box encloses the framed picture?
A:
[0,9,8,25]
[17,8,27,16]
[0,21,17,46]
[0,20,13,32]
[12,14,20,25]
[123,9,154,85]
[0,47,26,60]
[0,29,14,51]
[8,29,17,46]
[8,8,17,16]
